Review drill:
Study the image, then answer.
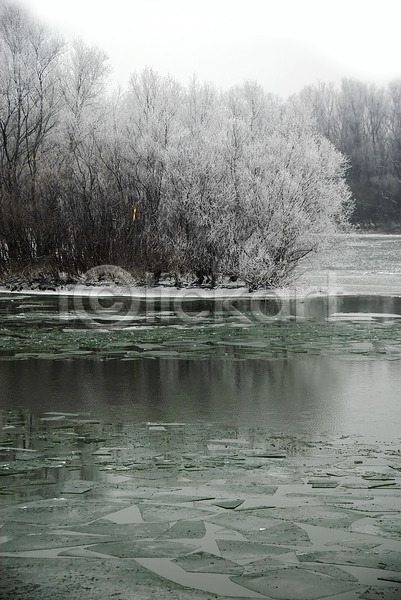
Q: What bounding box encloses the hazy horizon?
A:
[9,0,401,97]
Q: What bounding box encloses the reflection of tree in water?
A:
[1,356,399,439]
[338,295,401,315]
[144,357,346,434]
[0,408,32,449]
[3,357,339,431]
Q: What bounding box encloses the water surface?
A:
[1,234,401,442]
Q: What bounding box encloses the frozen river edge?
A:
[1,423,401,600]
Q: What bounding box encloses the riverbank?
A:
[0,270,252,294]
[2,233,401,297]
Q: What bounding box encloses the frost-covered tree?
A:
[0,2,63,264]
[89,75,353,288]
[56,39,112,270]
[0,4,354,287]
[119,68,183,273]
[386,80,401,219]
[218,90,352,289]
[161,79,228,283]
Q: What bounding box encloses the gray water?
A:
[1,356,401,440]
[299,233,401,294]
[1,234,401,441]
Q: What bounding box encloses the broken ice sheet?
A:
[150,493,215,503]
[352,515,401,539]
[0,533,117,552]
[61,480,95,494]
[139,504,214,523]
[57,547,108,558]
[217,539,296,561]
[2,497,130,526]
[242,557,293,575]
[361,587,401,600]
[70,520,169,538]
[88,539,196,558]
[207,511,280,535]
[0,522,51,536]
[308,480,339,489]
[236,494,278,511]
[173,551,244,574]
[267,505,361,529]
[208,513,311,546]
[100,473,133,484]
[158,520,206,539]
[207,438,251,448]
[244,522,311,545]
[377,574,401,583]
[230,566,361,600]
[297,564,359,582]
[213,499,244,509]
[219,480,279,496]
[296,549,401,572]
[102,503,144,524]
[325,538,381,551]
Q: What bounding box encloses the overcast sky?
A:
[10,0,401,97]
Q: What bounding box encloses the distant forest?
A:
[0,4,399,288]
[301,79,401,229]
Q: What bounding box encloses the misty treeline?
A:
[0,4,354,288]
[301,80,401,227]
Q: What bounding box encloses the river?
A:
[1,234,401,441]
